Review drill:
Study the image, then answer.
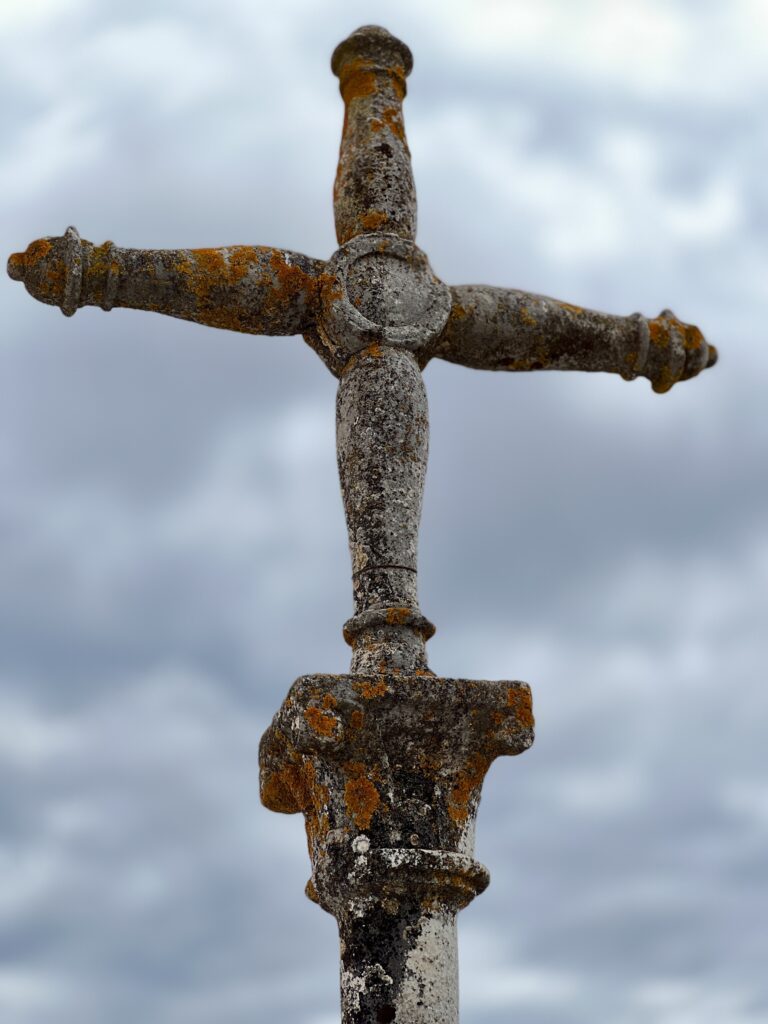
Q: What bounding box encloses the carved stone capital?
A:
[260,672,534,911]
[260,672,533,1022]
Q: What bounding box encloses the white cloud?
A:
[0,102,103,201]
[85,19,237,115]
[0,698,76,768]
[0,968,80,1016]
[462,925,581,1009]
[0,0,85,30]
[633,976,765,1024]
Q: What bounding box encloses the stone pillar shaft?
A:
[339,902,458,1024]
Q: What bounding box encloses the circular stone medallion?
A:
[319,234,451,358]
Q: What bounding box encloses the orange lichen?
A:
[7,252,25,279]
[559,301,584,316]
[225,244,260,284]
[420,871,478,912]
[447,753,490,824]
[160,245,321,335]
[648,318,670,348]
[305,793,330,835]
[380,106,405,140]
[339,54,406,103]
[321,692,338,710]
[304,706,339,738]
[341,63,378,102]
[389,68,407,101]
[360,210,389,230]
[319,271,344,305]
[304,809,329,853]
[353,677,388,700]
[17,238,65,299]
[682,323,704,351]
[268,249,306,292]
[304,761,330,814]
[649,313,702,354]
[519,305,539,328]
[350,709,364,730]
[82,242,116,294]
[261,761,310,814]
[24,238,52,266]
[385,607,411,626]
[652,370,675,394]
[507,686,534,730]
[344,776,380,829]
[303,760,331,858]
[344,759,381,781]
[192,247,228,280]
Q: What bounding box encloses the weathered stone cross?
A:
[9,25,716,1024]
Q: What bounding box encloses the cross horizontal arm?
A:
[428,284,717,392]
[8,228,325,337]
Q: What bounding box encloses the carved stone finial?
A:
[331,25,414,84]
[8,226,83,316]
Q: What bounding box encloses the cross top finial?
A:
[331,25,414,81]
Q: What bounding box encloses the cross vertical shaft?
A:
[338,345,433,676]
[329,27,443,679]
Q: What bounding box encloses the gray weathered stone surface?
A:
[331,25,416,245]
[337,344,432,675]
[7,21,718,1024]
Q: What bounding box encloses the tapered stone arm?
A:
[429,284,718,393]
[8,227,325,337]
[332,26,416,244]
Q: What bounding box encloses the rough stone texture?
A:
[260,672,534,1023]
[7,226,325,338]
[337,345,432,675]
[6,22,719,1024]
[331,26,416,245]
[428,285,718,394]
[319,233,450,361]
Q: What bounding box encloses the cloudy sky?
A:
[1,1,766,1021]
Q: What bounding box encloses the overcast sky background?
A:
[1,1,766,1022]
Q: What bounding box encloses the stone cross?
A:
[8,25,716,1024]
